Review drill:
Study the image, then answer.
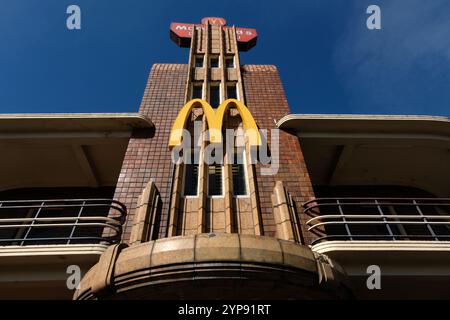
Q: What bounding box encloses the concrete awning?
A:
[0,113,153,192]
[277,114,450,139]
[277,114,450,197]
[0,113,153,136]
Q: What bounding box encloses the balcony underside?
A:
[312,240,450,299]
[0,244,108,299]
[303,197,450,299]
[278,114,450,198]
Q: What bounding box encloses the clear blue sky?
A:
[1,0,449,116]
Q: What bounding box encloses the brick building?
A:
[1,17,450,299]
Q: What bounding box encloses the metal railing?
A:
[304,198,450,245]
[0,199,126,246]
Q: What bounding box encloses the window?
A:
[227,83,237,99]
[192,84,203,99]
[225,56,234,68]
[183,164,199,196]
[232,150,248,196]
[195,56,204,68]
[208,164,223,196]
[210,56,219,68]
[183,123,200,197]
[209,84,221,108]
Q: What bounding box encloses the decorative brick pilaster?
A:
[114,64,187,243]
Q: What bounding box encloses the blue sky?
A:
[0,0,449,116]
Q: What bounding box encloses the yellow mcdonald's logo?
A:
[169,99,261,147]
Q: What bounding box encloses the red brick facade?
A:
[114,64,187,241]
[116,63,316,244]
[242,65,316,244]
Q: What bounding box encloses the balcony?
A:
[304,197,450,245]
[304,197,450,299]
[0,198,126,299]
[0,198,126,246]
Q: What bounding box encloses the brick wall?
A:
[114,64,187,242]
[242,65,316,244]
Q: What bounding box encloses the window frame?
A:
[232,149,249,198]
[207,164,225,198]
[194,55,204,68]
[225,55,235,68]
[209,56,220,68]
[191,82,203,100]
[182,163,200,198]
[209,83,222,108]
[226,82,238,100]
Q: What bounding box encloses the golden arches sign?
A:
[168,99,261,147]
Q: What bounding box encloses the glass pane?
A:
[192,85,202,99]
[184,164,199,196]
[232,164,247,196]
[225,57,234,68]
[210,86,220,107]
[208,165,223,196]
[210,57,219,68]
[195,56,204,68]
[227,84,237,99]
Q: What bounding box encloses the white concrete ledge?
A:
[0,244,109,258]
[312,240,450,255]
[0,113,154,133]
[277,114,450,140]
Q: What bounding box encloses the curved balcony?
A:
[0,199,126,246]
[0,198,127,299]
[304,197,450,298]
[74,233,352,300]
[304,198,450,245]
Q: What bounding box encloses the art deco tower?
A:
[75,17,348,299]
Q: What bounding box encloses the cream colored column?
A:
[196,22,210,234]
[272,181,297,242]
[232,26,262,235]
[168,26,197,236]
[220,26,234,233]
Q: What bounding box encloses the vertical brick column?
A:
[242,65,316,244]
[114,64,187,242]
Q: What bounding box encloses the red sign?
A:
[170,21,257,51]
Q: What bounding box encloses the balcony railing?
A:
[304,198,450,245]
[0,199,126,246]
